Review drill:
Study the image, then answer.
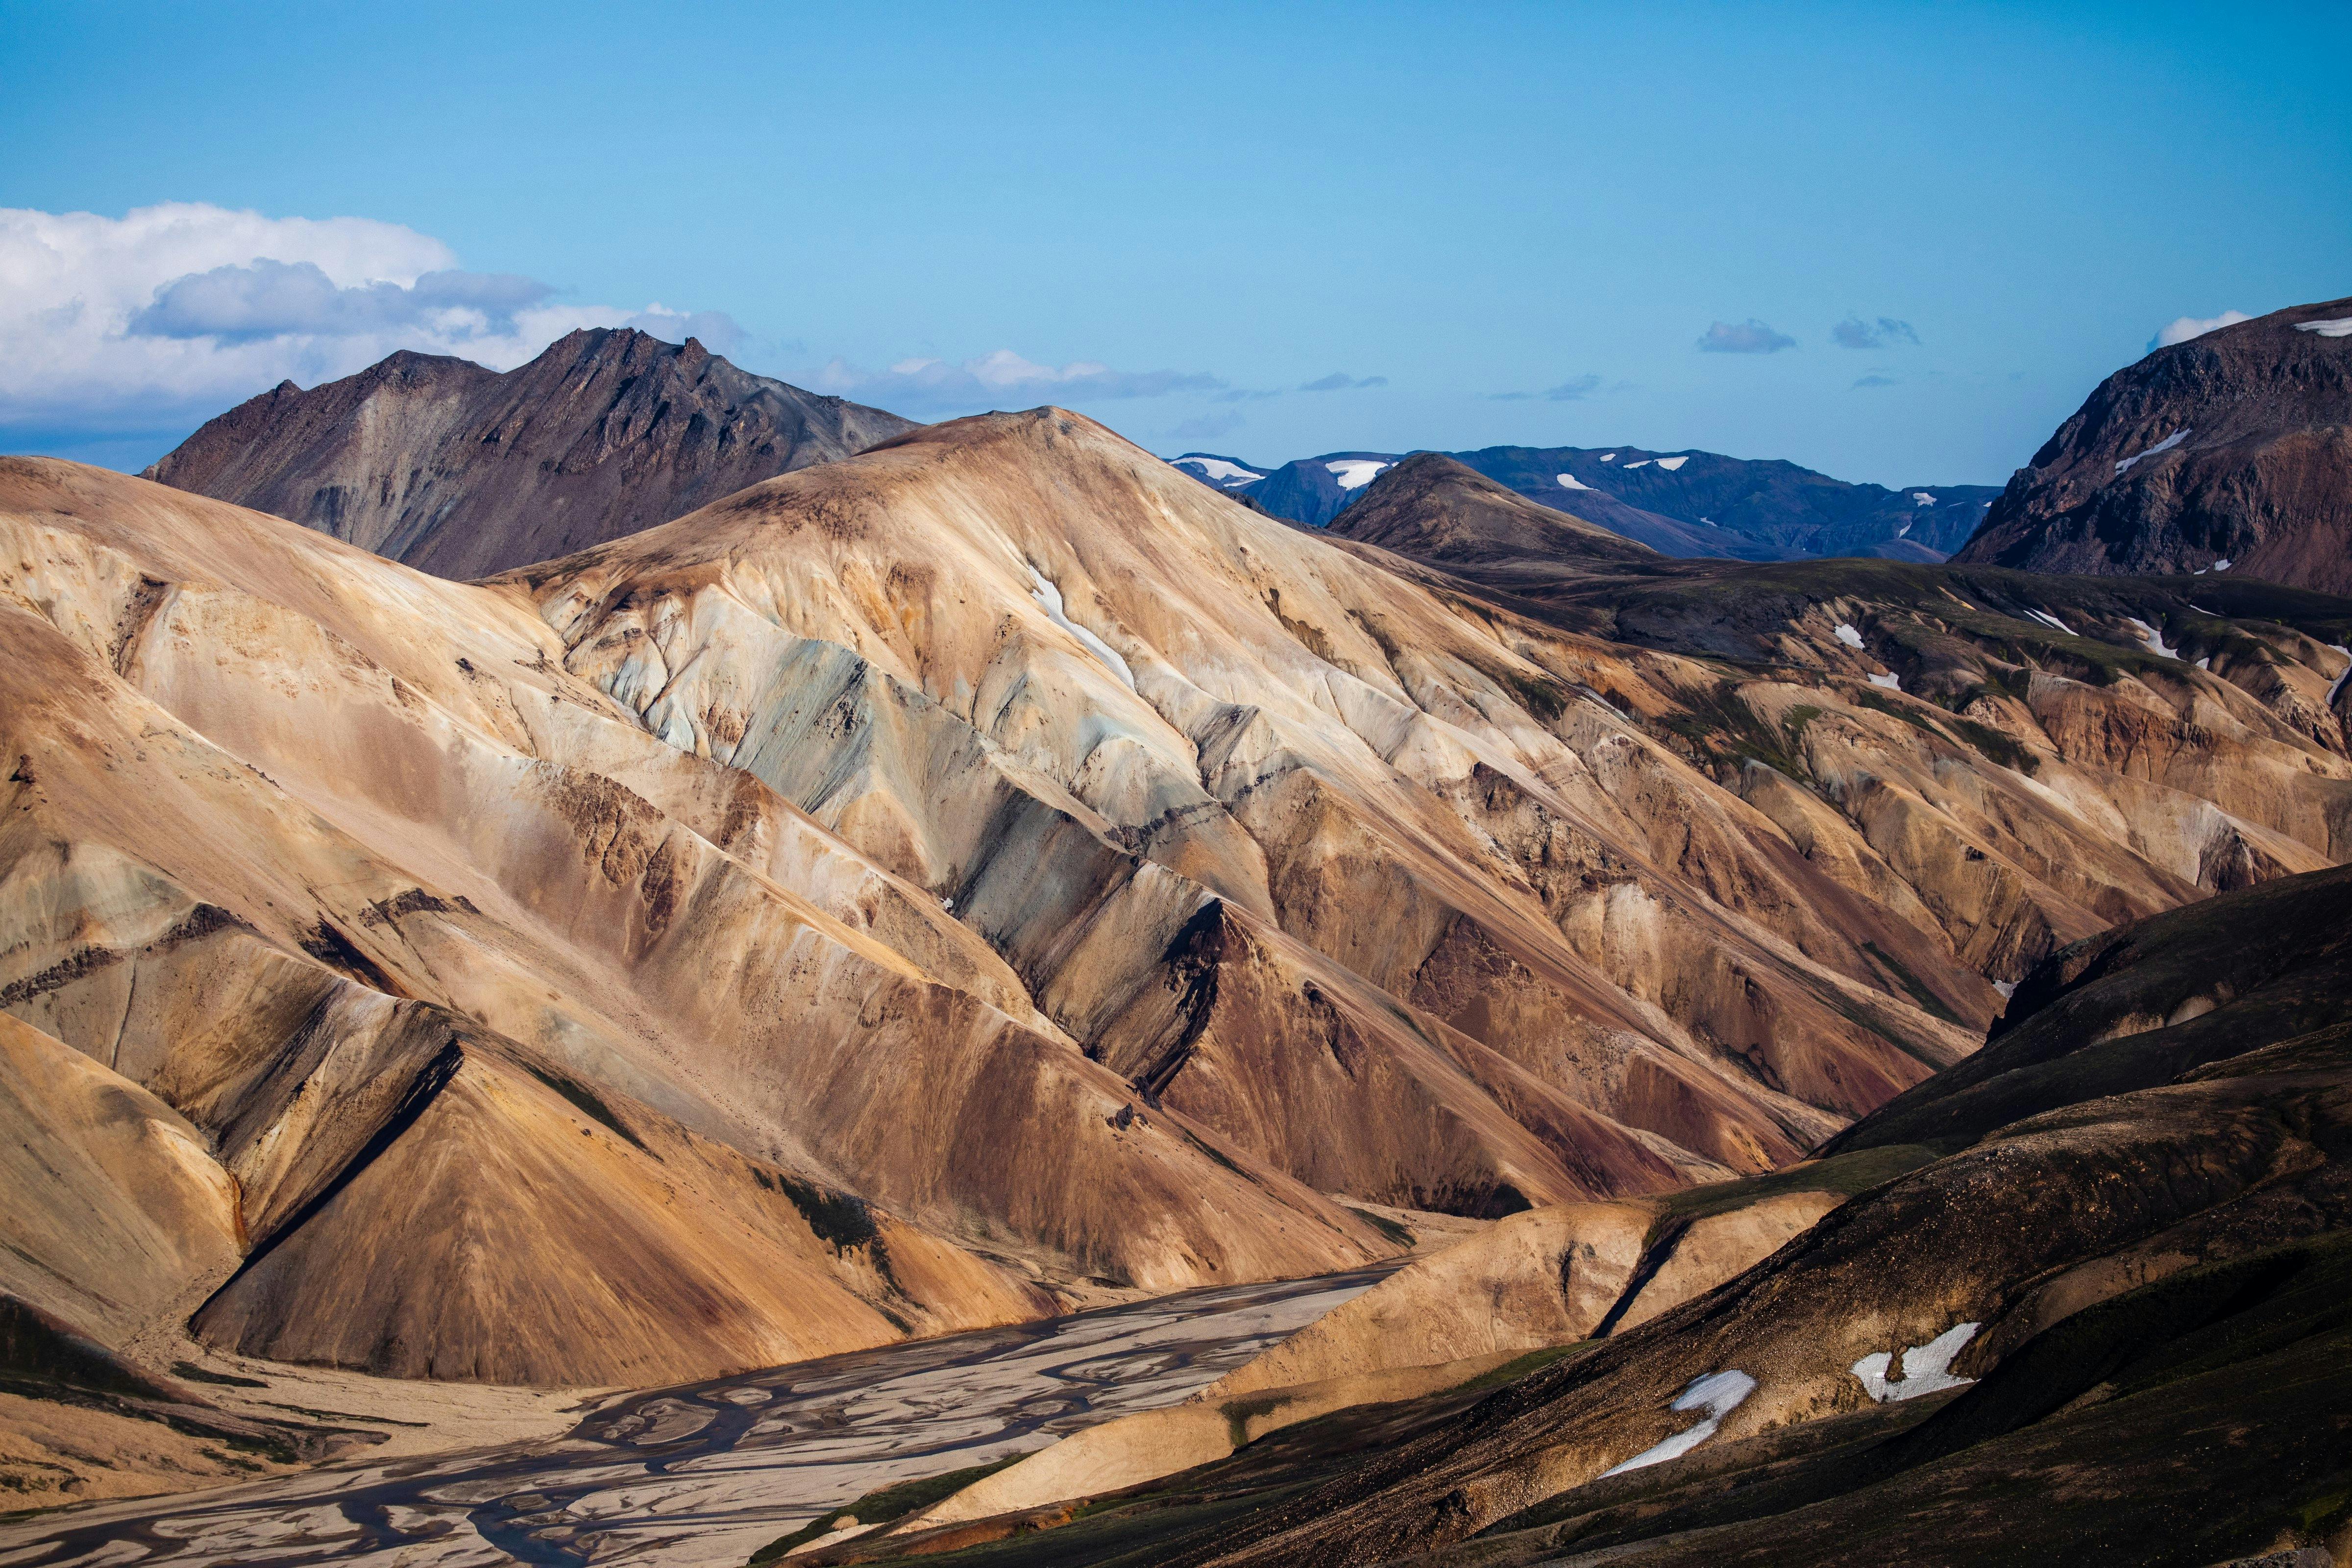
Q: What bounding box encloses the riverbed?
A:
[0,1267,1393,1568]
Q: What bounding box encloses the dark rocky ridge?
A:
[1956,294,2352,593]
[144,328,916,579]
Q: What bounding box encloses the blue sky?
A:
[2,0,2346,485]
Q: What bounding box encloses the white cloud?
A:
[2151,310,2253,349]
[804,348,1225,415]
[0,202,741,447]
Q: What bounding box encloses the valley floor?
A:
[0,1268,1395,1568]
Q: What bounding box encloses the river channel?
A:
[0,1267,1393,1568]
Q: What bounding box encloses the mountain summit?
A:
[1956,294,2352,591]
[143,328,915,578]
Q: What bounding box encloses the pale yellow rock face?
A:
[0,1011,241,1347]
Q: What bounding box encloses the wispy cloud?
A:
[1488,373,1605,402]
[1298,371,1387,392]
[1852,373,1900,389]
[805,349,1226,415]
[1831,316,1919,350]
[0,202,742,458]
[1697,319,1797,354]
[2150,310,2253,350]
[1171,410,1246,441]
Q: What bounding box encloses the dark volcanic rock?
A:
[1956,295,2352,592]
[144,329,915,578]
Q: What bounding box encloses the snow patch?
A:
[1833,623,1866,650]
[1622,459,1653,469]
[1992,980,2017,1000]
[1853,1323,1980,1402]
[2026,609,2078,637]
[1655,455,1689,471]
[1173,456,1263,486]
[1326,459,1391,490]
[1599,453,1617,462]
[2213,558,2233,572]
[2195,657,2210,670]
[2114,428,2189,475]
[1911,491,1937,506]
[1896,520,1912,537]
[2125,616,2180,659]
[1600,1371,1756,1477]
[1555,472,1593,491]
[1028,566,1137,689]
[1868,672,1901,690]
[2295,317,2352,339]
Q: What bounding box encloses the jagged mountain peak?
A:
[142,330,917,579]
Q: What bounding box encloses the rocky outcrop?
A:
[142,329,914,578]
[1955,295,2352,591]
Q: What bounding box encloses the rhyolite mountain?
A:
[142,328,915,578]
[1955,294,2352,593]
[809,865,2352,1568]
[1178,442,1999,561]
[5,392,2350,1509]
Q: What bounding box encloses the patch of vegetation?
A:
[521,1062,653,1154]
[1944,715,2039,775]
[1655,680,1806,779]
[1861,941,1965,1026]
[1658,1143,1939,1222]
[1491,663,1570,722]
[753,1168,880,1253]
[1220,1392,1296,1448]
[1982,663,2033,702]
[747,1454,1028,1564]
[1343,1206,1415,1249]
[1178,1127,1253,1181]
[1446,1341,1594,1395]
[172,1360,267,1388]
[1850,686,1941,735]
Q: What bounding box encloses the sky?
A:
[2,0,2346,486]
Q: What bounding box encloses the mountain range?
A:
[5,296,2350,1550]
[1172,447,2000,561]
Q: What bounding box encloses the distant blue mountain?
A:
[1169,441,1999,561]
